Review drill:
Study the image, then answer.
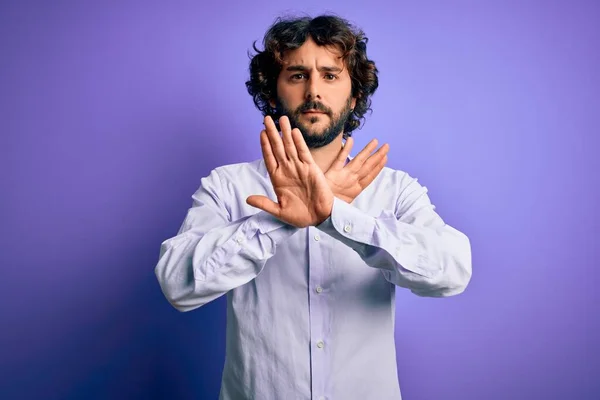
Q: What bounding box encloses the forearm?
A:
[317,198,472,297]
[155,211,299,311]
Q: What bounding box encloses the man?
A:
[155,14,472,400]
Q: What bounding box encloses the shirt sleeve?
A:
[155,169,299,312]
[316,177,472,297]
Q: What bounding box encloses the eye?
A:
[291,73,306,80]
[324,73,338,81]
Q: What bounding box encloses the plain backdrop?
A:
[1,1,598,399]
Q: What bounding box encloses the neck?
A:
[309,133,345,172]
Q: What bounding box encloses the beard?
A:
[275,96,354,149]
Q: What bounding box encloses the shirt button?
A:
[316,340,324,349]
[314,234,320,241]
[316,286,323,294]
[235,236,243,243]
[343,224,351,233]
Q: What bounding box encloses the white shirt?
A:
[155,158,472,399]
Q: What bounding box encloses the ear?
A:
[269,99,276,108]
[351,97,357,110]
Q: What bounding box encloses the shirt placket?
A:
[307,226,330,400]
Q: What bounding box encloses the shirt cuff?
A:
[316,197,376,243]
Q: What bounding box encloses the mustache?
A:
[297,101,332,115]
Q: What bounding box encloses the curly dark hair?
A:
[246,14,379,137]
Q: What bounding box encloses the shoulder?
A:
[197,158,265,186]
[191,159,266,207]
[211,158,266,182]
[198,158,268,197]
[375,165,423,193]
[372,165,434,214]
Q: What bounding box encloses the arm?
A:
[316,177,472,297]
[155,169,298,312]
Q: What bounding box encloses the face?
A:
[273,37,357,149]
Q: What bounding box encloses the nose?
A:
[304,73,321,101]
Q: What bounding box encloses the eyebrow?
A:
[285,65,343,73]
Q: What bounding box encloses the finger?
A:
[279,116,298,161]
[347,138,379,170]
[264,115,287,163]
[359,154,388,187]
[260,130,278,172]
[329,137,354,171]
[359,143,389,178]
[291,128,314,164]
[246,195,281,217]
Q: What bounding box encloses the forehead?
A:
[280,37,344,67]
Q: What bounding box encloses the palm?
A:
[325,168,364,203]
[270,163,332,227]
[247,116,334,228]
[324,136,389,204]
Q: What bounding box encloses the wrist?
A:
[315,193,334,226]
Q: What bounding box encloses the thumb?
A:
[246,195,280,217]
[329,136,354,172]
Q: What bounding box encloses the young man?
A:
[155,14,472,400]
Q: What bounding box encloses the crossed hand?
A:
[246,115,389,228]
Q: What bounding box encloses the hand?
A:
[246,115,334,228]
[324,136,389,203]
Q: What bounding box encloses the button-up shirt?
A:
[155,158,472,400]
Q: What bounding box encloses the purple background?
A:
[2,1,598,399]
